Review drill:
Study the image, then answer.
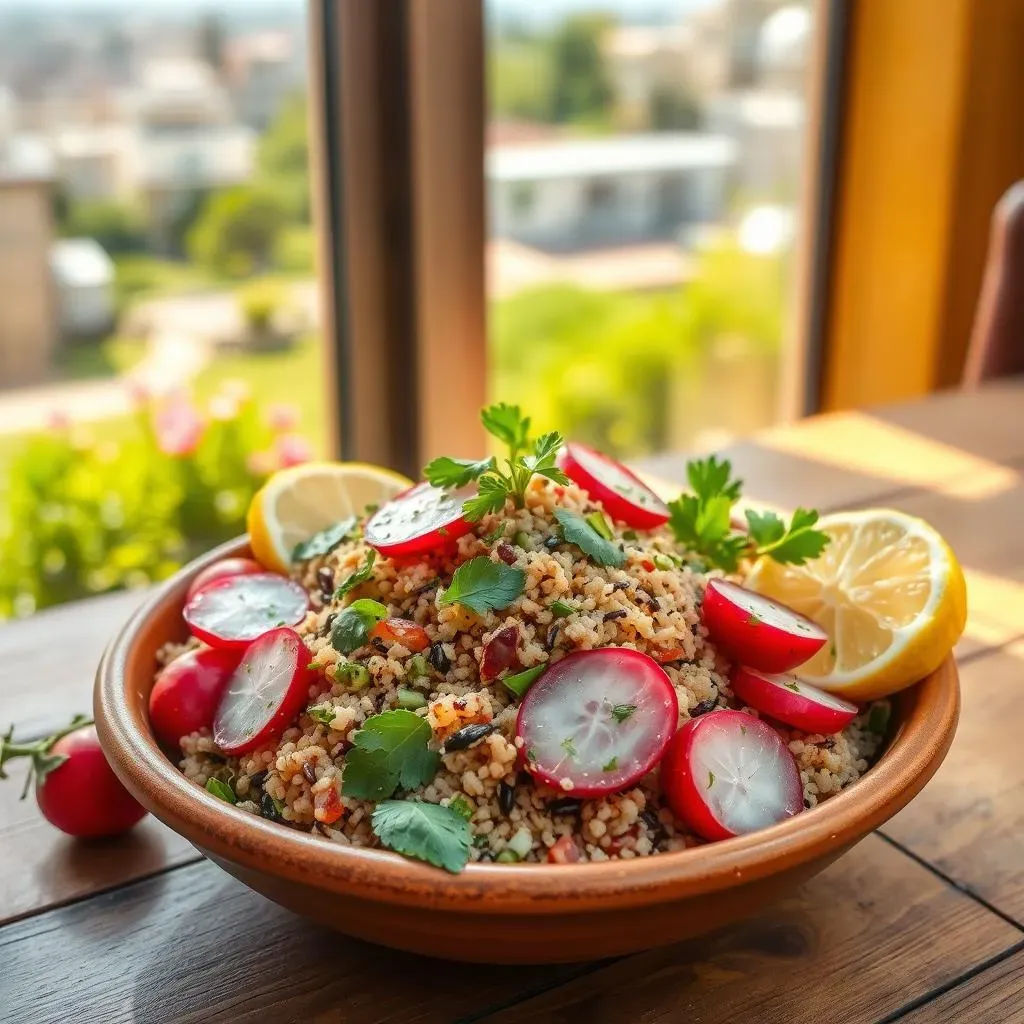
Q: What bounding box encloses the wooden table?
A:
[3,379,1024,1023]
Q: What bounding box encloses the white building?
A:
[50,238,115,338]
[487,133,736,251]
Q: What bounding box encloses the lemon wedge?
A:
[745,509,966,701]
[247,462,412,572]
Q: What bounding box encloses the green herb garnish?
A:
[424,403,570,520]
[610,703,637,723]
[292,516,357,562]
[602,756,619,772]
[560,736,577,757]
[335,662,371,690]
[205,777,237,804]
[502,664,546,698]
[406,653,430,681]
[371,800,472,873]
[331,598,388,654]
[868,702,892,736]
[554,508,625,568]
[550,599,575,618]
[448,793,474,820]
[586,510,613,541]
[784,681,801,693]
[707,771,715,790]
[342,710,439,801]
[439,556,525,615]
[334,550,377,599]
[667,456,830,571]
[746,613,762,627]
[307,704,337,727]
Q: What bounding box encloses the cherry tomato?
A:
[363,481,474,558]
[36,725,147,838]
[661,710,802,842]
[701,578,828,674]
[547,834,582,863]
[186,557,265,602]
[556,442,669,529]
[369,617,431,653]
[149,646,242,749]
[517,648,678,797]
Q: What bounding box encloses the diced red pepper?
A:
[641,559,656,572]
[369,617,430,653]
[547,834,582,864]
[313,786,345,825]
[652,646,685,664]
[481,624,521,681]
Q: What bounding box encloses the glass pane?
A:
[0,0,324,616]
[486,0,813,457]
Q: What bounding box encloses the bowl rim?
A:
[95,537,960,915]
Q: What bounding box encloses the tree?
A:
[257,92,310,222]
[187,187,288,278]
[548,15,614,126]
[61,200,147,254]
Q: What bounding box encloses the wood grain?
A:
[0,857,591,1024]
[882,641,1024,925]
[474,836,1021,1024]
[896,947,1024,1022]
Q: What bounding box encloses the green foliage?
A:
[489,42,554,121]
[187,186,289,278]
[549,15,614,126]
[273,225,316,274]
[650,87,703,131]
[257,92,311,222]
[238,278,283,332]
[0,386,309,619]
[60,200,147,255]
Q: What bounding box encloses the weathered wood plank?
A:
[473,835,1021,1024]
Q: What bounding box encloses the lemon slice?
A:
[247,462,413,572]
[745,509,966,701]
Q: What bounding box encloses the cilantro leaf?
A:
[481,403,530,455]
[331,598,388,654]
[668,493,747,573]
[371,800,472,873]
[523,431,571,485]
[462,475,510,522]
[205,778,237,804]
[334,550,377,599]
[306,704,338,727]
[554,508,625,568]
[439,556,525,615]
[688,456,742,503]
[747,507,830,566]
[424,455,495,490]
[292,517,357,562]
[610,703,637,723]
[342,710,439,800]
[502,664,546,698]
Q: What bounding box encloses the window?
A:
[0,0,324,617]
[486,0,816,457]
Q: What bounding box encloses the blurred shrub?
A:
[239,279,283,334]
[59,200,148,255]
[0,387,309,619]
[273,225,316,274]
[187,186,288,279]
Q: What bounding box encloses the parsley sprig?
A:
[667,456,830,572]
[424,403,570,521]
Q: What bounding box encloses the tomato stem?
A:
[0,715,93,796]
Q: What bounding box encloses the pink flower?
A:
[154,397,204,457]
[266,402,299,433]
[47,410,71,433]
[126,380,151,409]
[275,433,312,468]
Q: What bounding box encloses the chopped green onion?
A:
[507,826,534,859]
[550,599,575,618]
[335,662,370,690]
[586,511,614,541]
[307,704,337,727]
[448,793,474,820]
[502,664,546,699]
[514,530,532,550]
[653,554,675,571]
[496,848,520,863]
[396,687,427,711]
[406,653,430,681]
[622,529,638,541]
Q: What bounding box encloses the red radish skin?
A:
[364,481,474,558]
[661,710,803,842]
[702,578,828,674]
[36,726,147,838]
[183,573,308,650]
[556,442,670,529]
[731,667,859,734]
[213,628,316,755]
[186,557,265,602]
[149,646,242,749]
[516,649,678,798]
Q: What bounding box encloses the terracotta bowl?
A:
[94,538,960,964]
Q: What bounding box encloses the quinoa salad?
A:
[159,405,892,873]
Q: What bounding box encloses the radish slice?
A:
[516,649,678,797]
[556,442,669,529]
[186,557,265,602]
[183,573,308,650]
[731,667,858,734]
[702,578,828,674]
[213,627,315,754]
[661,710,803,841]
[364,481,474,558]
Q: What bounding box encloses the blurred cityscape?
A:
[0,0,811,612]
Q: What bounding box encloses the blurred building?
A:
[224,31,302,131]
[488,133,736,251]
[50,238,115,339]
[0,90,58,386]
